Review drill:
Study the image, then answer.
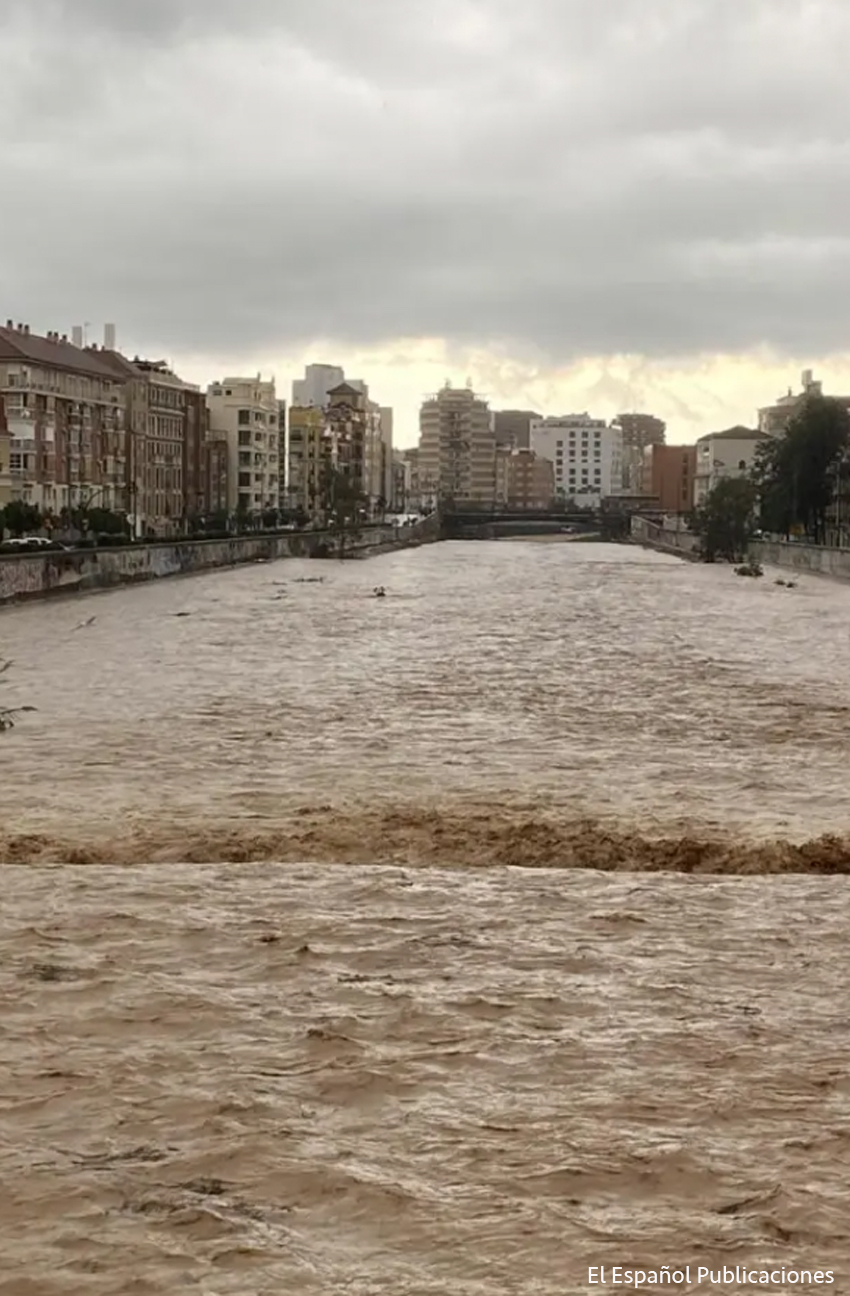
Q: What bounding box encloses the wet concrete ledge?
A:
[0,516,441,606]
[749,539,850,582]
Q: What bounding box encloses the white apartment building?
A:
[418,384,496,504]
[693,426,770,507]
[530,414,623,503]
[207,375,279,515]
[291,363,344,409]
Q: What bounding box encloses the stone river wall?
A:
[0,514,441,606]
[749,539,850,581]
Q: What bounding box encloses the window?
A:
[237,410,250,426]
[239,471,250,487]
[738,459,747,470]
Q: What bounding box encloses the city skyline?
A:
[4,1,849,445]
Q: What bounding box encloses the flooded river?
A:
[2,542,850,1291]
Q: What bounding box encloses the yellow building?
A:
[287,404,325,516]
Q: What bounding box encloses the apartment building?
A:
[507,449,555,509]
[494,443,511,506]
[641,444,696,512]
[757,369,850,436]
[401,446,424,510]
[207,375,279,515]
[418,384,496,504]
[204,436,229,517]
[530,414,623,503]
[97,345,209,535]
[379,406,394,505]
[365,399,386,507]
[0,321,127,516]
[693,426,769,507]
[614,412,666,491]
[279,400,289,512]
[323,382,368,499]
[287,404,324,515]
[182,386,210,524]
[0,396,10,507]
[292,363,345,409]
[391,452,407,512]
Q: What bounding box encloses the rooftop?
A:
[0,323,126,382]
[696,425,769,442]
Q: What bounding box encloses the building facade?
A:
[530,414,623,503]
[757,369,850,436]
[0,395,11,508]
[287,405,324,515]
[418,384,496,504]
[506,449,555,509]
[614,412,666,491]
[693,427,769,507]
[207,375,280,516]
[379,406,394,505]
[641,444,696,512]
[323,382,368,505]
[203,435,229,517]
[492,409,542,451]
[276,399,287,512]
[292,363,345,409]
[0,322,128,518]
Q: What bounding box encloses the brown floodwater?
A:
[2,541,850,1291]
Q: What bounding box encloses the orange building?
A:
[642,444,696,512]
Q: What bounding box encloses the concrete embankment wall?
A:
[629,516,700,560]
[749,539,850,581]
[0,513,441,606]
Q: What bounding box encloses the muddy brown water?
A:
[2,542,850,1291]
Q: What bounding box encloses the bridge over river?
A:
[440,505,655,540]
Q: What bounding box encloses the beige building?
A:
[379,406,394,505]
[758,369,850,436]
[0,397,11,508]
[287,404,325,515]
[693,427,770,507]
[418,384,497,505]
[207,375,279,516]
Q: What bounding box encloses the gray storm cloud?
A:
[1,0,847,362]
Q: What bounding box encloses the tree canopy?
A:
[751,395,850,543]
[690,477,757,563]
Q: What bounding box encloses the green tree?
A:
[690,477,757,562]
[319,464,365,559]
[751,395,850,543]
[2,500,43,537]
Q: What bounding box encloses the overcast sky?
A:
[2,0,848,443]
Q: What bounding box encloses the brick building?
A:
[641,444,697,512]
[0,321,127,516]
[507,448,555,509]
